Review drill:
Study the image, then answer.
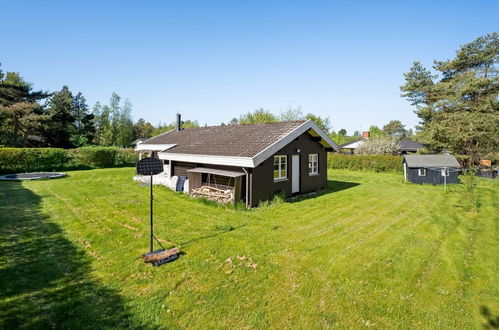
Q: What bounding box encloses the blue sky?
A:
[1,1,498,134]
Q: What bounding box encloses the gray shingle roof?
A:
[397,140,424,151]
[403,155,461,168]
[143,121,309,157]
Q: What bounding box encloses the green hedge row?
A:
[328,154,403,172]
[0,147,138,174]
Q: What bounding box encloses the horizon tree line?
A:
[1,32,496,158]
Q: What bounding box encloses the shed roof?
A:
[403,154,461,168]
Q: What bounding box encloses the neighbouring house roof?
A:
[137,120,339,168]
[339,138,366,149]
[397,140,424,151]
[340,138,425,152]
[403,154,461,168]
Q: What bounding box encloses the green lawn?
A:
[0,168,497,329]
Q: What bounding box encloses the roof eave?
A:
[135,144,177,151]
[252,120,339,167]
[158,152,255,168]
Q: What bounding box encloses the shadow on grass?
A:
[180,223,250,246]
[480,305,499,329]
[0,182,153,329]
[287,179,360,203]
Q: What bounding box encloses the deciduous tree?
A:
[239,108,277,124]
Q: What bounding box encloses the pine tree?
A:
[401,33,499,160]
[382,120,407,139]
[0,65,50,146]
[43,86,75,147]
[70,92,95,146]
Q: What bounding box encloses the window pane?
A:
[274,170,279,179]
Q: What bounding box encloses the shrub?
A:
[458,171,480,212]
[115,148,139,167]
[0,148,70,174]
[71,147,118,168]
[328,154,403,172]
[354,138,399,155]
[0,147,138,174]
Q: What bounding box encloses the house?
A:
[339,131,424,155]
[403,154,461,185]
[135,115,339,207]
[338,132,369,154]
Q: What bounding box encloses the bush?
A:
[0,147,138,174]
[71,147,118,168]
[0,148,70,174]
[458,171,480,212]
[328,154,403,172]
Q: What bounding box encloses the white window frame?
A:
[309,154,319,175]
[418,168,426,176]
[441,168,449,177]
[273,155,287,181]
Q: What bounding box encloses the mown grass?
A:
[0,168,497,329]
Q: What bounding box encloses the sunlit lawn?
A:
[0,168,497,329]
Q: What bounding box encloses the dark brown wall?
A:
[170,132,328,207]
[250,132,327,206]
[172,161,196,177]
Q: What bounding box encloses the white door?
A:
[292,155,300,193]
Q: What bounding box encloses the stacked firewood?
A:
[191,186,234,203]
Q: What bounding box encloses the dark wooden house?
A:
[403,155,461,185]
[136,117,339,207]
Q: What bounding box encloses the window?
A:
[418,168,426,176]
[441,168,449,177]
[273,155,287,181]
[309,154,318,175]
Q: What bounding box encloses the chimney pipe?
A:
[176,113,181,131]
[362,131,370,139]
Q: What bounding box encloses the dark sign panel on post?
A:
[136,157,164,175]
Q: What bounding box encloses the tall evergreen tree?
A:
[401,33,499,159]
[70,92,95,146]
[382,120,407,138]
[43,86,75,147]
[0,66,49,146]
[133,118,155,140]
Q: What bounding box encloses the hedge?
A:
[0,147,138,174]
[328,154,403,172]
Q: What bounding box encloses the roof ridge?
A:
[142,128,175,144]
[176,120,308,131]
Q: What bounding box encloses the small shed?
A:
[403,155,461,185]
